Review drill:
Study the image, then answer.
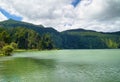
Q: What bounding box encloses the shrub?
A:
[2,45,14,56]
[10,42,18,49]
[0,41,6,49]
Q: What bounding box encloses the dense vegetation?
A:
[0,19,120,56]
[0,20,55,56]
[62,29,120,49]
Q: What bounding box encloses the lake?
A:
[0,49,120,82]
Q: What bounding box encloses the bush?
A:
[10,42,18,49]
[0,41,6,49]
[2,45,14,56]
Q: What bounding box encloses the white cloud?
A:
[0,0,120,32]
[0,12,7,21]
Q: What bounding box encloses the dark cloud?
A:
[98,0,120,20]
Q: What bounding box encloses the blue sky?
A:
[0,8,22,21]
[71,0,81,7]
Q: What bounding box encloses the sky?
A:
[0,0,120,32]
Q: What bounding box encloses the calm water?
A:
[0,49,120,82]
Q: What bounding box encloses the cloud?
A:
[0,8,22,21]
[0,12,7,21]
[100,0,120,20]
[0,0,120,32]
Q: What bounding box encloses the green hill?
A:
[61,29,120,49]
[0,19,120,49]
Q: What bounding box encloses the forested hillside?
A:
[62,29,120,49]
[0,19,120,50]
[0,27,54,50]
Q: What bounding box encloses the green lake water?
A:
[0,49,120,82]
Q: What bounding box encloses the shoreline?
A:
[0,49,120,57]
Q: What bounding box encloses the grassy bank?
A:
[0,49,37,56]
[14,49,38,52]
[0,49,59,57]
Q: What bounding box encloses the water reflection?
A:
[0,58,56,82]
[0,50,120,82]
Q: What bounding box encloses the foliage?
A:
[38,34,54,50]
[0,19,120,50]
[0,25,55,50]
[2,45,14,56]
[61,29,120,49]
[0,41,6,49]
[10,42,18,49]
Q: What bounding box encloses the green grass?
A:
[14,49,38,52]
[0,49,57,57]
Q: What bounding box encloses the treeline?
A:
[0,19,120,52]
[61,31,120,49]
[0,27,54,56]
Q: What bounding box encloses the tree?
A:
[0,31,11,43]
[38,34,54,50]
[0,41,6,49]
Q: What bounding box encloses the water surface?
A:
[0,49,120,82]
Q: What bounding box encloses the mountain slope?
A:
[0,19,63,48]
[61,29,120,49]
[0,19,120,49]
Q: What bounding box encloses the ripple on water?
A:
[0,50,120,82]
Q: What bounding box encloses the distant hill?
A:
[0,19,59,34]
[0,19,62,48]
[0,19,120,49]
